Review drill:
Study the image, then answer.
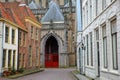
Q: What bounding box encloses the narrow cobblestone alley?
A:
[0,68,77,80]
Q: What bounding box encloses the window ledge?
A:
[101,69,120,76]
[109,70,120,76]
[85,66,94,69]
[101,69,109,73]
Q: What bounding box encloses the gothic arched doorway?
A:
[45,36,59,68]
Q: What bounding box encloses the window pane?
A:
[90,33,93,66]
[5,26,9,43]
[111,19,117,34]
[8,50,12,68]
[96,29,99,40]
[2,50,6,67]
[112,34,118,70]
[103,37,108,68]
[13,50,16,69]
[102,0,106,10]
[19,31,22,45]
[86,35,89,65]
[12,29,15,44]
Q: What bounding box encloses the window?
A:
[86,35,89,65]
[36,28,39,40]
[64,0,68,5]
[23,33,26,46]
[8,50,12,68]
[36,47,38,66]
[111,19,118,70]
[96,29,99,40]
[90,0,92,22]
[13,50,16,69]
[28,46,32,66]
[90,33,93,66]
[96,0,98,16]
[19,54,22,68]
[86,2,88,25]
[23,54,25,68]
[83,8,85,27]
[31,26,34,39]
[102,0,106,10]
[5,26,9,43]
[19,31,22,46]
[12,29,15,44]
[102,25,108,68]
[2,50,6,67]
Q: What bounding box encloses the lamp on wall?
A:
[81,42,85,50]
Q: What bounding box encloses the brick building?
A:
[0,2,41,75]
[0,2,25,75]
[2,2,42,69]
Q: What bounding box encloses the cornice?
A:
[25,17,42,28]
[0,18,27,32]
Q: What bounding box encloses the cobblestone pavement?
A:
[0,68,77,80]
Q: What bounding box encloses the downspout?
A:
[17,29,20,70]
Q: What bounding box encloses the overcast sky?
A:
[76,0,82,31]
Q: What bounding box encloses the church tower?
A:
[29,0,76,67]
[0,0,76,67]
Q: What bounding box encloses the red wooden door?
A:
[45,36,59,68]
[45,54,59,68]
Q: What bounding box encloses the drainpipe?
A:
[17,29,19,70]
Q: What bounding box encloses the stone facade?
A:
[0,0,77,67]
[80,0,120,80]
[30,0,76,67]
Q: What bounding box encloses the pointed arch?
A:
[40,32,64,67]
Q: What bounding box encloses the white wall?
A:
[3,23,18,70]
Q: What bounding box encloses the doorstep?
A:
[71,70,94,80]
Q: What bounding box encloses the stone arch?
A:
[40,32,63,67]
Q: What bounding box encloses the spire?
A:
[41,1,64,22]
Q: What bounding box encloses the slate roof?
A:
[41,1,64,22]
[29,0,41,9]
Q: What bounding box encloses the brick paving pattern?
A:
[0,68,77,80]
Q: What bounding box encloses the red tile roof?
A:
[0,2,39,31]
[0,3,13,22]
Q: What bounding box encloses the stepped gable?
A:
[41,1,64,22]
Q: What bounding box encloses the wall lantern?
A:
[81,42,85,50]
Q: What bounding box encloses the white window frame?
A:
[102,25,108,69]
